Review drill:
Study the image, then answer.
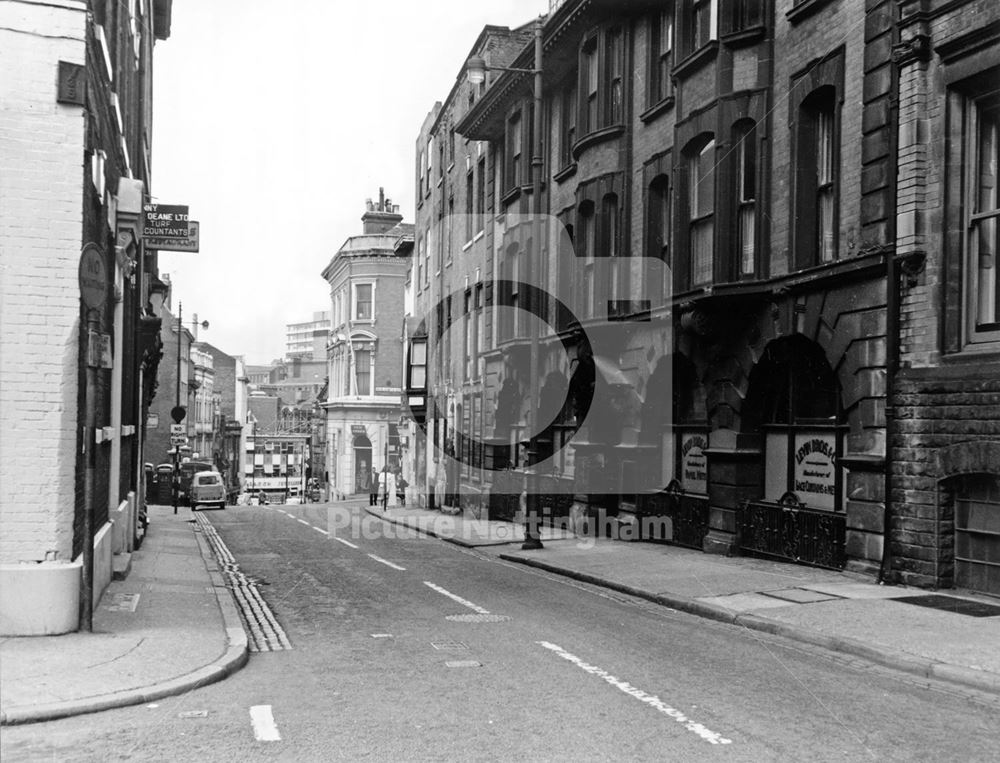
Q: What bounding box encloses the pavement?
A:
[0,504,247,726]
[3,499,999,726]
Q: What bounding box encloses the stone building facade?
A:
[322,194,413,498]
[890,0,1000,594]
[405,0,918,580]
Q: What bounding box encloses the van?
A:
[190,471,226,511]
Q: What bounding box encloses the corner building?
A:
[411,0,902,577]
[322,195,413,498]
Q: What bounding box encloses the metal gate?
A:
[738,493,846,570]
[636,480,709,550]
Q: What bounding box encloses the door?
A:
[955,473,1000,595]
[354,434,372,494]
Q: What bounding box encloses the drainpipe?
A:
[879,251,898,584]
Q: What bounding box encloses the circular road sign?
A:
[78,243,107,311]
[170,405,187,424]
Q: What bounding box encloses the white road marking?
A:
[334,537,359,549]
[423,581,491,614]
[296,518,310,526]
[249,704,281,742]
[367,554,406,571]
[537,641,733,746]
[312,526,329,535]
[371,633,393,638]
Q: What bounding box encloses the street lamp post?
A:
[467,16,545,550]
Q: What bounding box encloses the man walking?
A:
[368,466,379,506]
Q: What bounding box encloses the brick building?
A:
[0,0,173,634]
[890,0,1000,594]
[145,301,194,468]
[322,192,413,497]
[406,0,909,578]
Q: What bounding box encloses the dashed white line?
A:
[312,526,329,536]
[367,554,406,571]
[296,518,310,526]
[334,537,359,549]
[249,704,281,742]
[537,641,733,745]
[423,581,491,614]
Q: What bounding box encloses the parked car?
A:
[190,471,227,511]
[178,460,214,505]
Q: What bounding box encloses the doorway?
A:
[353,434,372,494]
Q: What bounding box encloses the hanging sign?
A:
[142,204,195,250]
[680,432,708,495]
[793,432,837,510]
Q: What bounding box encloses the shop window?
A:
[794,86,839,269]
[648,10,674,107]
[745,337,842,511]
[685,135,716,287]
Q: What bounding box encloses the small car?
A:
[190,471,226,511]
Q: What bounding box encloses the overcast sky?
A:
[152,0,545,365]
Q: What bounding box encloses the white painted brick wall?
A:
[0,1,87,563]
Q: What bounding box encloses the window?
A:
[734,120,757,278]
[506,111,523,190]
[423,228,430,286]
[418,150,426,200]
[464,290,472,380]
[605,29,623,125]
[561,84,577,166]
[354,283,373,321]
[476,156,486,232]
[408,338,426,390]
[649,10,674,107]
[794,87,838,268]
[722,0,764,36]
[579,202,596,317]
[680,0,717,58]
[465,162,474,241]
[582,37,599,134]
[966,89,1000,340]
[687,137,716,286]
[474,284,483,379]
[602,194,620,303]
[426,137,433,194]
[354,348,372,396]
[647,175,671,303]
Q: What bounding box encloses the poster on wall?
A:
[793,432,837,510]
[680,432,708,495]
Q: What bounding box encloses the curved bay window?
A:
[576,26,627,144]
[745,336,843,512]
[679,0,717,60]
[722,0,765,38]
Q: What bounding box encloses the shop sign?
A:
[793,432,837,510]
[351,424,367,434]
[142,204,198,251]
[680,432,708,495]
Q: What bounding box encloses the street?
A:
[3,503,997,762]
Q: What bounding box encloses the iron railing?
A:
[636,480,709,550]
[738,493,846,570]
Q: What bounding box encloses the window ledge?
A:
[500,186,522,207]
[553,162,577,183]
[640,96,675,124]
[673,41,719,79]
[720,25,767,48]
[571,124,625,160]
[786,0,836,25]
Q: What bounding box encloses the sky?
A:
[152,0,546,365]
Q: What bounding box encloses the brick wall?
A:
[0,1,87,563]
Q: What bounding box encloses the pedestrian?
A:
[369,466,379,506]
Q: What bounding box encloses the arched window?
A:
[647,174,671,304]
[745,336,842,511]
